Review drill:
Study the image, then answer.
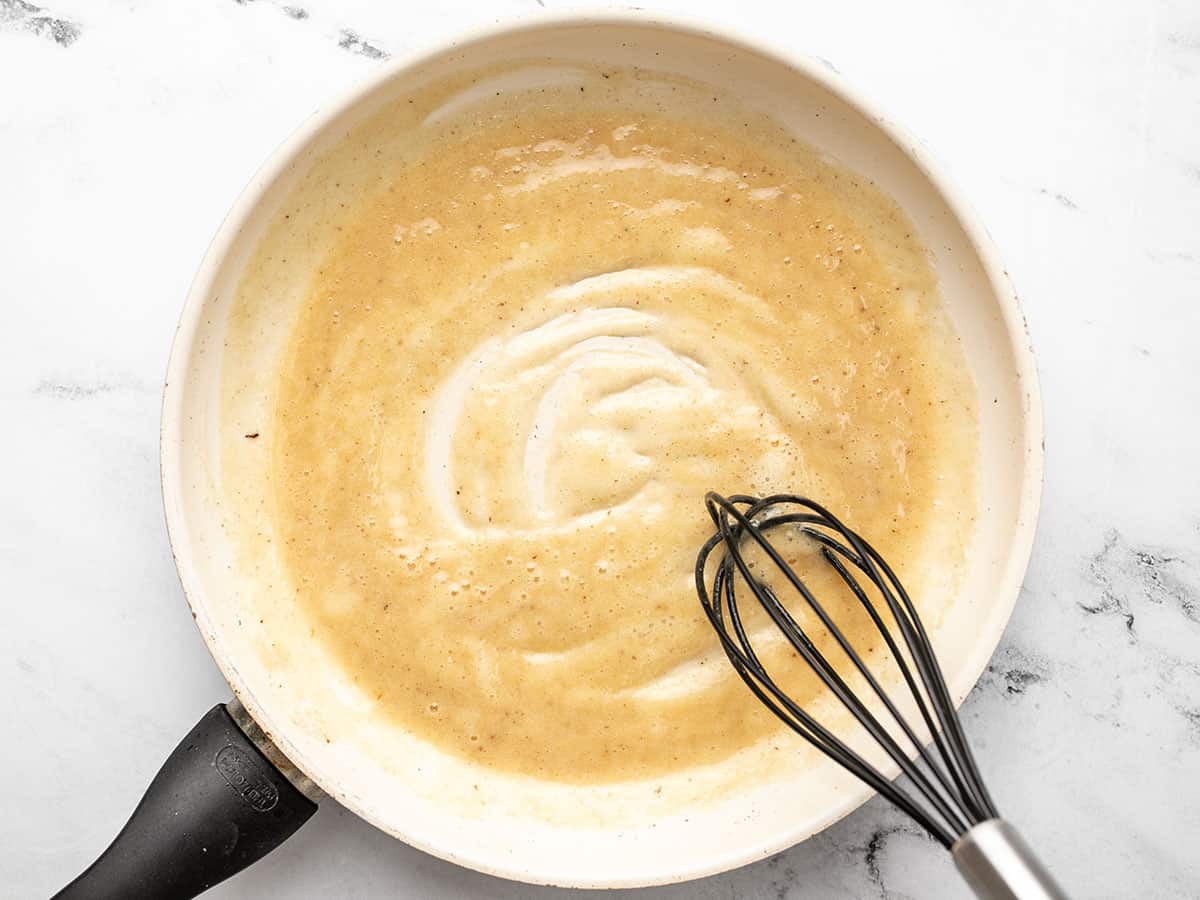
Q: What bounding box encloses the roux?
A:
[263,65,978,782]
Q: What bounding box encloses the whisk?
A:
[696,493,1068,900]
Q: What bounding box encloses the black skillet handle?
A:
[54,703,317,900]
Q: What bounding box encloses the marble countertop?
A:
[3,0,1198,897]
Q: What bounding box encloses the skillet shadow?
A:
[202,788,957,899]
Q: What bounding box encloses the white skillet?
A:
[54,11,1042,897]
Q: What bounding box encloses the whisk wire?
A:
[807,525,994,824]
[704,495,970,838]
[696,492,1001,848]
[730,514,954,771]
[814,546,973,816]
[703,535,959,846]
[855,538,999,822]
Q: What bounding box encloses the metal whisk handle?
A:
[953,820,1070,900]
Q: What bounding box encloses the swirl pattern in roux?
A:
[269,65,977,782]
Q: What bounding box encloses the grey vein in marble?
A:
[1166,31,1200,51]
[1145,249,1198,263]
[32,373,151,401]
[861,821,932,899]
[980,644,1053,697]
[1036,187,1080,210]
[0,0,79,46]
[234,0,308,22]
[1084,527,1200,743]
[337,28,388,60]
[1085,528,1200,629]
[231,0,381,56]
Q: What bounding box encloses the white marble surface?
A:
[3,0,1199,897]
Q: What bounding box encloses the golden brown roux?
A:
[266,65,978,782]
